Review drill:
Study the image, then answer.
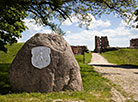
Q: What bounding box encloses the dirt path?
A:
[89,53,138,102]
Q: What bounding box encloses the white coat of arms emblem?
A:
[31,46,51,69]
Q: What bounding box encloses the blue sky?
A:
[20,14,138,50]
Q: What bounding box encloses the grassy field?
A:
[101,49,138,66]
[0,43,112,102]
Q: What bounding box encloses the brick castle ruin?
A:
[130,38,138,48]
[71,46,88,54]
[70,36,138,54]
[94,36,138,53]
[94,36,110,53]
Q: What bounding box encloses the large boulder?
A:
[9,33,83,93]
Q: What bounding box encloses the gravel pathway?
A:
[89,53,138,102]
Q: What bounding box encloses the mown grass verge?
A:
[0,43,112,102]
[101,49,138,66]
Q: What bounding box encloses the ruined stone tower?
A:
[94,36,110,53]
[130,38,138,48]
[94,36,101,53]
[101,36,109,49]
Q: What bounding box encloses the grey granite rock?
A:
[9,33,83,93]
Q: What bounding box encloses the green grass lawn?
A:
[0,43,24,64]
[0,43,112,102]
[101,49,138,66]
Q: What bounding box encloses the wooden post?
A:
[83,52,85,64]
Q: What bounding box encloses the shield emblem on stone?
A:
[31,46,51,69]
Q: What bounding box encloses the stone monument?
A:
[9,33,83,93]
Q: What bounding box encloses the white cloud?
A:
[66,31,71,34]
[64,30,98,50]
[101,20,132,37]
[23,18,52,33]
[19,18,52,42]
[128,34,138,39]
[101,27,131,37]
[109,37,129,47]
[89,17,111,29]
[23,18,42,31]
[62,14,111,29]
[62,16,79,26]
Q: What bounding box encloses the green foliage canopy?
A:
[0,0,28,52]
[0,0,137,52]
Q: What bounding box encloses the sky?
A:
[20,14,138,51]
